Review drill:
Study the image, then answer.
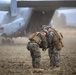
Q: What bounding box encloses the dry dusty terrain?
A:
[0,26,76,75]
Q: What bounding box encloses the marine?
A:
[27,30,47,68]
[42,25,64,69]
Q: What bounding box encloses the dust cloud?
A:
[0,11,76,75]
[0,17,76,75]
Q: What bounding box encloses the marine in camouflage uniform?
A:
[43,25,62,68]
[27,31,47,68]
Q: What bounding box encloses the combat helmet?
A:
[42,25,52,31]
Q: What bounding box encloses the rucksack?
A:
[52,29,64,50]
[28,32,42,45]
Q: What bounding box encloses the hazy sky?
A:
[58,9,76,25]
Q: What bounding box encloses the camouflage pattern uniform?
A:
[27,41,41,68]
[27,32,47,68]
[48,42,60,67]
[43,26,61,67]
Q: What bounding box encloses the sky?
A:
[57,9,76,26]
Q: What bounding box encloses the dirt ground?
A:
[0,26,76,75]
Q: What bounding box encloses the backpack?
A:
[29,32,42,45]
[52,29,64,50]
